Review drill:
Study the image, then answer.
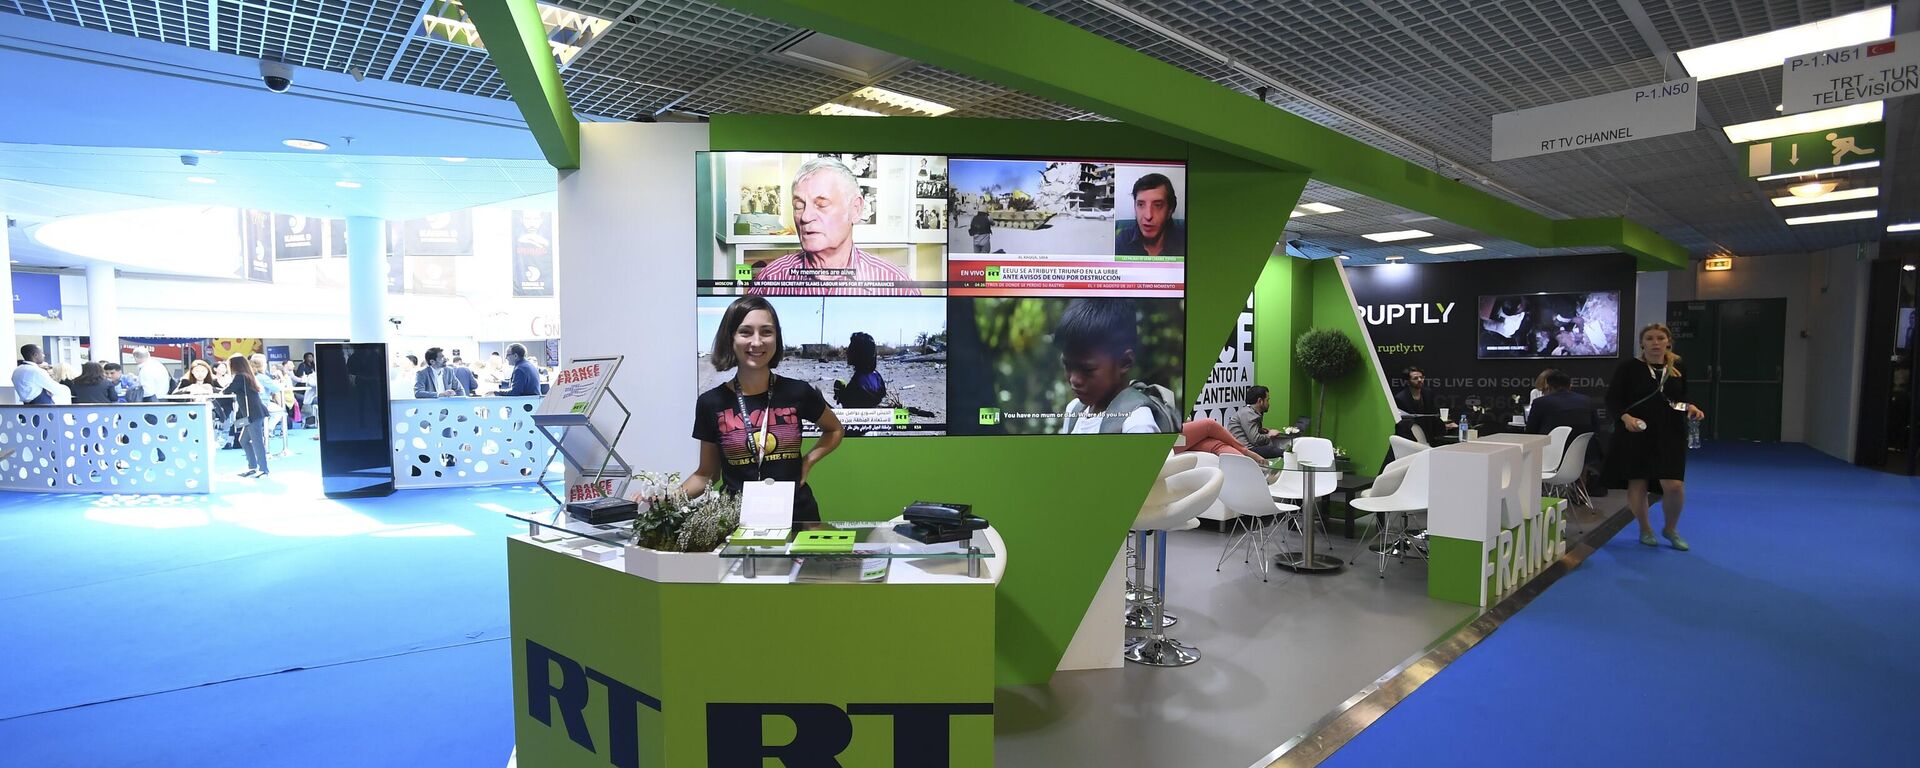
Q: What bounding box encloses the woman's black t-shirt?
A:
[692,375,828,518]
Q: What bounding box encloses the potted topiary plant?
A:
[1295,328,1360,437]
[622,470,742,583]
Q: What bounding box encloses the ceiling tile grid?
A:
[6,0,212,48]
[215,0,406,75]
[386,36,505,97]
[673,55,855,116]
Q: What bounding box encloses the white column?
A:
[86,262,119,365]
[1635,270,1669,334]
[0,215,14,403]
[346,216,388,344]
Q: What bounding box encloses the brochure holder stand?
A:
[529,356,632,516]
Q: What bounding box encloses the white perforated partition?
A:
[390,396,551,489]
[0,404,215,494]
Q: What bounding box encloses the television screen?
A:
[1477,290,1621,358]
[695,151,1186,437]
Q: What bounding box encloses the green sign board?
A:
[1741,121,1884,177]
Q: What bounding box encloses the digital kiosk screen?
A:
[695,151,1188,437]
[1477,290,1621,359]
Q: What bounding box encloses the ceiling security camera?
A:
[260,60,293,93]
[388,316,402,326]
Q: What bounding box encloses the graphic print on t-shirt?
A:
[714,402,805,470]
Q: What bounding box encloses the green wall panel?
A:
[461,0,581,169]
[1307,259,1396,476]
[712,115,1301,685]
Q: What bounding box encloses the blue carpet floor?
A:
[1323,442,1920,767]
[0,433,545,767]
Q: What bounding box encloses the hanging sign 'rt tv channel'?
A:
[1490,77,1697,162]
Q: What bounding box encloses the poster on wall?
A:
[243,210,275,283]
[211,338,263,360]
[1192,295,1254,424]
[402,210,473,256]
[387,223,404,294]
[329,219,347,257]
[512,210,555,297]
[693,150,1189,439]
[273,214,323,261]
[267,345,290,363]
[410,257,459,296]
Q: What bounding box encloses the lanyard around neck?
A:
[734,375,775,477]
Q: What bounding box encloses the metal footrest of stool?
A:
[1125,602,1177,629]
[1124,635,1200,667]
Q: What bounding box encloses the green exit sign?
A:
[1742,121,1883,177]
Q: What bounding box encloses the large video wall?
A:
[695,151,1188,437]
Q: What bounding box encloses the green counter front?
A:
[507,535,997,767]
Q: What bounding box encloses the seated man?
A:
[1227,385,1287,459]
[1525,368,1604,495]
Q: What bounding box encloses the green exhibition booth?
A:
[462,1,1690,765]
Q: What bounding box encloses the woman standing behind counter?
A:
[682,296,844,522]
[1602,323,1705,550]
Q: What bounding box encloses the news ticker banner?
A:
[509,538,994,767]
[947,255,1184,298]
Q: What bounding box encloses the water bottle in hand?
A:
[1687,416,1702,449]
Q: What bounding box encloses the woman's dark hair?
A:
[1054,298,1139,360]
[227,355,261,392]
[847,332,877,373]
[73,362,105,386]
[711,295,784,371]
[184,360,213,385]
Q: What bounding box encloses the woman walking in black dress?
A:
[1603,323,1705,550]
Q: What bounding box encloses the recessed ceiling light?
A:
[1755,160,1880,181]
[1419,243,1483,254]
[1783,209,1877,226]
[1773,186,1877,207]
[1787,181,1839,198]
[1775,104,1784,112]
[1722,102,1882,144]
[186,176,216,184]
[1298,202,1343,214]
[440,156,469,163]
[335,180,362,189]
[1362,229,1432,243]
[1888,222,1920,234]
[1906,264,1917,272]
[283,138,330,151]
[1383,254,1406,262]
[810,86,953,118]
[1336,253,1351,260]
[1675,6,1892,81]
[192,149,222,155]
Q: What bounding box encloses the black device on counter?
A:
[895,501,987,545]
[567,497,638,525]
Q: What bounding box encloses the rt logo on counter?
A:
[1358,302,1456,326]
[525,640,661,768]
[707,701,993,767]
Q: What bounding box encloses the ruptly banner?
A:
[274,214,323,261]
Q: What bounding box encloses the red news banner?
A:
[947,257,1185,297]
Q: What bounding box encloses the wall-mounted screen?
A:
[1477,290,1621,359]
[695,151,1187,437]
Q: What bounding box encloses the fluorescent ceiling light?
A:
[811,86,953,118]
[1383,254,1406,262]
[185,177,216,185]
[439,156,468,163]
[1906,265,1917,272]
[192,149,222,155]
[1675,6,1892,81]
[1419,243,1482,254]
[1755,160,1879,181]
[1772,186,1877,207]
[1788,180,1839,197]
[1362,229,1432,243]
[335,180,362,189]
[1298,202,1343,214]
[1783,209,1876,226]
[1722,101,1882,143]
[1336,253,1351,260]
[1887,222,1920,233]
[283,138,329,151]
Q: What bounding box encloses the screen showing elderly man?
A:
[749,157,916,297]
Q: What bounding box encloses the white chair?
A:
[1409,422,1430,446]
[1126,453,1203,624]
[1213,454,1300,582]
[1540,425,1572,474]
[1124,460,1223,667]
[1349,449,1432,577]
[1390,435,1428,461]
[1542,431,1594,508]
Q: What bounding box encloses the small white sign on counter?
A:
[741,480,796,530]
[1491,77,1698,161]
[1781,30,1920,114]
